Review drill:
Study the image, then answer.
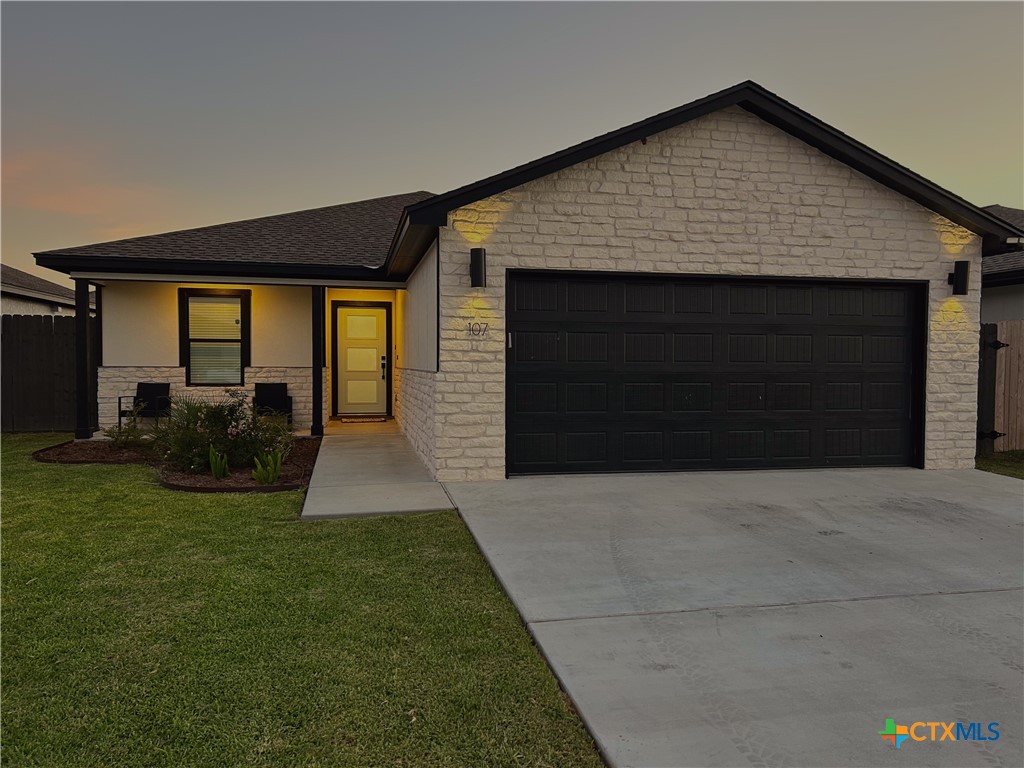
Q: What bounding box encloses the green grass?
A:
[976,449,1024,480]
[1,434,601,767]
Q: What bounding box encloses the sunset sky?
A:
[3,1,1022,284]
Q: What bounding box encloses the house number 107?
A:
[467,322,489,336]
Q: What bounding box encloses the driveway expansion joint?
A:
[526,585,1024,625]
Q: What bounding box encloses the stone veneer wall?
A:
[434,105,982,480]
[393,366,436,475]
[98,366,326,431]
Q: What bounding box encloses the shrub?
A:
[152,394,212,472]
[153,390,293,473]
[103,404,148,448]
[209,447,229,480]
[252,451,283,485]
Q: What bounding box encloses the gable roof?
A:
[388,81,1023,274]
[35,191,433,280]
[1,263,78,306]
[981,205,1024,286]
[32,82,1024,284]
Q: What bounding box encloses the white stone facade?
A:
[393,366,436,475]
[428,106,982,480]
[98,366,324,430]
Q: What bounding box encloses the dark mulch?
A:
[33,440,161,467]
[33,437,321,493]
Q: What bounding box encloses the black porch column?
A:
[310,286,325,436]
[74,278,94,439]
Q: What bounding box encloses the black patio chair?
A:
[118,382,171,428]
[253,383,293,425]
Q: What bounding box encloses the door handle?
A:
[381,356,387,380]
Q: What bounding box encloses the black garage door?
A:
[506,272,923,475]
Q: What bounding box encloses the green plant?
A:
[208,446,229,480]
[153,391,292,473]
[251,450,283,485]
[152,394,213,472]
[103,404,148,448]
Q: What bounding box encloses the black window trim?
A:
[178,288,252,386]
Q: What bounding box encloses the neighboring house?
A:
[34,81,1024,479]
[980,205,1024,322]
[1,264,95,316]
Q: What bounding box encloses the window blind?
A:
[190,342,242,385]
[188,296,241,339]
[188,296,243,384]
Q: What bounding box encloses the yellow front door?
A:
[336,305,388,415]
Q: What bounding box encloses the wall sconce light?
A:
[947,260,969,295]
[470,248,487,288]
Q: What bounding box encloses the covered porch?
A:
[67,277,418,439]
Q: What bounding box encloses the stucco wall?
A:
[98,281,320,430]
[434,105,982,480]
[102,281,311,367]
[981,284,1024,323]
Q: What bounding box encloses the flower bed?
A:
[34,436,321,493]
[34,389,320,493]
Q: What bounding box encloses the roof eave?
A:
[982,268,1024,288]
[385,222,438,280]
[33,253,399,283]
[1,285,77,307]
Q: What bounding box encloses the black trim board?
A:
[35,254,399,282]
[94,284,103,367]
[982,269,1024,288]
[74,279,94,439]
[311,286,325,436]
[330,300,393,417]
[177,288,251,386]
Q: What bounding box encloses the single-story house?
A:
[34,81,1024,480]
[1,264,95,316]
[980,205,1024,322]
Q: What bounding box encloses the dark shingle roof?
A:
[35,191,434,270]
[984,204,1024,231]
[981,206,1024,277]
[2,263,76,302]
[983,249,1024,275]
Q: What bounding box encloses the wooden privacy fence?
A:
[979,320,1024,454]
[1,314,96,432]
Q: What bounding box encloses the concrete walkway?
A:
[301,421,453,519]
[448,468,1024,768]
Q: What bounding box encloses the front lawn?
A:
[976,449,1024,480]
[1,434,600,767]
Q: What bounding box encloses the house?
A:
[34,81,1024,480]
[1,264,95,316]
[980,205,1024,322]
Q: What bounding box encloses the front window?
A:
[179,289,250,385]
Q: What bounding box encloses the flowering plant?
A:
[153,390,292,473]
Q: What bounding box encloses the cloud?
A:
[2,147,171,240]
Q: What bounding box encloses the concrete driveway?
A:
[446,468,1024,768]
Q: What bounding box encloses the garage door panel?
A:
[729,285,769,315]
[508,273,920,474]
[566,331,609,363]
[624,283,668,314]
[565,432,608,464]
[674,284,715,314]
